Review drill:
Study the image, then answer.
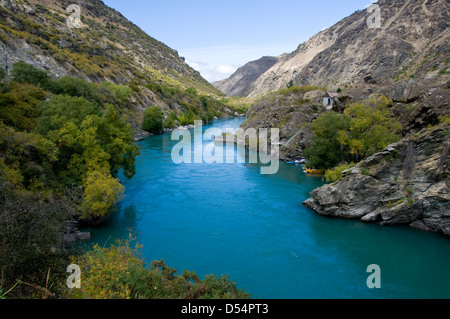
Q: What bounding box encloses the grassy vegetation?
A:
[324,163,356,183]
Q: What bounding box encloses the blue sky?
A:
[103,0,375,82]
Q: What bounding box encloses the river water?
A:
[84,117,450,299]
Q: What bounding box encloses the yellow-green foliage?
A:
[324,163,356,183]
[338,96,401,160]
[0,82,47,131]
[69,237,250,299]
[81,170,124,221]
[37,95,138,221]
[439,115,450,125]
[220,96,253,114]
[276,85,319,96]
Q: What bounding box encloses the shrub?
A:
[185,87,198,96]
[178,110,196,126]
[142,106,164,134]
[361,167,370,176]
[0,180,74,298]
[0,82,47,131]
[100,82,132,104]
[80,170,124,222]
[69,237,250,299]
[54,76,100,103]
[11,62,56,92]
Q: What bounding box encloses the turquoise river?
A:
[83,117,450,299]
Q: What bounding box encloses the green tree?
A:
[142,106,164,134]
[337,96,401,162]
[304,95,402,169]
[37,95,138,222]
[304,111,351,169]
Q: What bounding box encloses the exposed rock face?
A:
[241,88,320,161]
[218,0,449,98]
[213,56,279,97]
[304,123,450,237]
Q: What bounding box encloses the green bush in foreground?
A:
[69,238,250,299]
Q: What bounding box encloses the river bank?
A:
[82,117,450,298]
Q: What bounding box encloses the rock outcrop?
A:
[304,123,450,237]
[240,87,321,161]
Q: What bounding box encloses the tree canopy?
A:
[304,95,402,170]
[142,106,164,134]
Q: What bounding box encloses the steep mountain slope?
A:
[213,56,278,97]
[221,0,449,98]
[0,0,219,94]
[0,0,244,140]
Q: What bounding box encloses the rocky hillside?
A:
[0,0,218,93]
[213,56,278,97]
[220,0,449,98]
[0,0,237,137]
[304,121,450,237]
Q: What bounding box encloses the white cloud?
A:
[180,42,302,83]
[217,65,237,75]
[185,59,238,83]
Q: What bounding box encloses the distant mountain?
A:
[213,56,278,97]
[219,0,449,98]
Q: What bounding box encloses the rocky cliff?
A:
[240,86,322,161]
[304,122,450,236]
[219,0,449,98]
